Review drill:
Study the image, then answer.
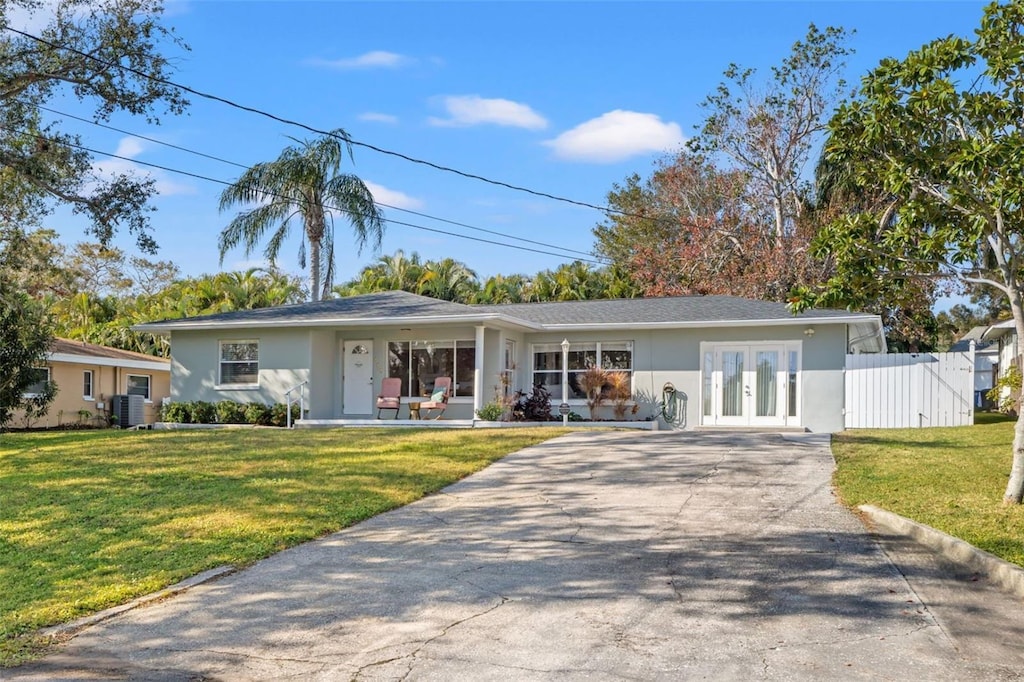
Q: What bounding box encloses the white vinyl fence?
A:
[844,349,975,429]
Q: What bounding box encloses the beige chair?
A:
[420,377,451,419]
[376,378,402,419]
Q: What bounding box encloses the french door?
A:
[702,344,798,427]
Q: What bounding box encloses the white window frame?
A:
[23,367,50,398]
[218,339,260,388]
[126,374,152,402]
[83,370,94,401]
[531,341,634,404]
[386,339,476,399]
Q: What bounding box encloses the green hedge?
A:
[161,400,299,427]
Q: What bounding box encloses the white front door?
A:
[703,344,792,427]
[343,340,374,415]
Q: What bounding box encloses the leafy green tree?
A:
[420,258,480,302]
[690,24,852,240]
[218,129,385,301]
[797,0,1024,503]
[0,227,56,430]
[1,0,188,252]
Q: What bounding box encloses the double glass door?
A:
[703,344,797,427]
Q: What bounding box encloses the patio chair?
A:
[420,377,451,420]
[375,377,402,419]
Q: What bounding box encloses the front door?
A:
[704,344,790,427]
[343,340,374,415]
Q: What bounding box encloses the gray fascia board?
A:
[540,315,882,332]
[133,313,544,333]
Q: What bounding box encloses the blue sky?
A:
[22,1,987,295]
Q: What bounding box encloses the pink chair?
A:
[376,378,402,419]
[420,377,451,420]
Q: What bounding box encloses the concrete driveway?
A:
[11,431,1024,680]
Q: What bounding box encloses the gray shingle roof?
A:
[473,295,864,326]
[135,290,876,333]
[50,338,170,364]
[147,290,477,326]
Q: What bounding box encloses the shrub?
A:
[578,367,609,419]
[216,400,247,424]
[988,365,1022,415]
[244,402,273,426]
[191,401,217,424]
[162,401,192,423]
[512,384,553,422]
[476,401,505,421]
[270,402,300,427]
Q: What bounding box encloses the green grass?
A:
[832,412,1024,569]
[0,427,564,665]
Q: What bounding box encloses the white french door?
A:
[702,344,798,427]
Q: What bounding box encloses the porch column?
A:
[474,325,485,417]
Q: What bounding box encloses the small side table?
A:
[408,402,421,420]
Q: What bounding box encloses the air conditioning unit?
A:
[111,394,145,427]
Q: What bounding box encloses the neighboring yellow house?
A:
[16,338,171,428]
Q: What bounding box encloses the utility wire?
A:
[4,25,651,223]
[3,124,606,265]
[31,101,607,263]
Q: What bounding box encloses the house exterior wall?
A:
[521,323,847,432]
[170,329,311,407]
[10,360,169,428]
[168,321,850,431]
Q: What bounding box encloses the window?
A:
[503,340,516,397]
[23,367,50,397]
[127,374,151,401]
[387,340,475,397]
[532,341,633,400]
[220,340,259,385]
[83,370,94,400]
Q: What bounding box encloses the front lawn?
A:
[832,413,1024,569]
[0,427,564,665]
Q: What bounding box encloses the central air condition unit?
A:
[111,394,145,427]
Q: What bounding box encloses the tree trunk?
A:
[1004,297,1024,504]
[309,238,321,303]
[772,195,785,240]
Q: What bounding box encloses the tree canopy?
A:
[797,0,1024,503]
[1,0,188,251]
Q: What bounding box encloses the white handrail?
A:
[284,380,308,428]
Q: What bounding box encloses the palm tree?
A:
[420,258,479,302]
[218,129,385,301]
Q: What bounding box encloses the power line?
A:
[31,101,606,263]
[4,25,641,220]
[3,124,607,265]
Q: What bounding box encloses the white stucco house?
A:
[135,290,885,433]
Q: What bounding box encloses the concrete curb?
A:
[858,504,1024,599]
[38,565,236,639]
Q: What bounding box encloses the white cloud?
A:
[358,112,399,124]
[307,51,409,70]
[114,137,146,158]
[91,136,195,197]
[428,95,547,130]
[544,110,685,163]
[364,181,424,210]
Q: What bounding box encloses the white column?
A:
[561,338,570,426]
[474,325,485,417]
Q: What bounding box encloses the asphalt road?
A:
[9,431,1024,681]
